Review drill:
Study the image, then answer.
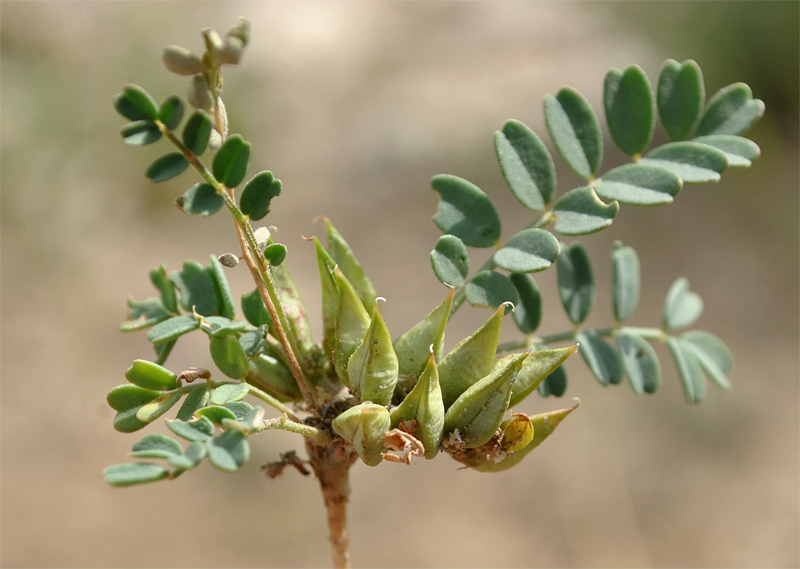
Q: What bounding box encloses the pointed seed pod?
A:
[438,304,506,409]
[394,287,453,379]
[324,218,377,314]
[332,403,391,467]
[443,351,528,448]
[162,45,207,76]
[187,74,213,111]
[348,299,398,406]
[313,237,339,361]
[333,268,371,387]
[508,344,579,408]
[390,349,445,459]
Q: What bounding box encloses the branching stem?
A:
[496,324,669,353]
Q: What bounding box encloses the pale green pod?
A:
[460,399,580,472]
[313,236,339,362]
[508,345,579,408]
[390,351,445,459]
[333,267,370,387]
[348,300,398,406]
[393,287,453,379]
[245,350,302,402]
[332,403,391,467]
[443,352,527,448]
[324,218,377,315]
[161,45,206,76]
[438,304,506,409]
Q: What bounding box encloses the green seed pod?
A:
[333,267,370,388]
[438,304,506,409]
[313,236,339,362]
[443,351,527,448]
[348,299,398,406]
[393,287,453,380]
[390,350,445,459]
[161,45,206,76]
[451,399,580,472]
[507,344,579,408]
[324,218,377,314]
[187,74,213,111]
[245,350,302,402]
[332,403,391,467]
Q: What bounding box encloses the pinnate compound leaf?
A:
[113,85,159,121]
[125,359,179,391]
[136,390,182,423]
[206,430,250,472]
[212,134,251,188]
[159,96,184,131]
[120,297,170,332]
[544,88,603,179]
[612,242,640,322]
[538,365,568,397]
[557,242,594,325]
[663,277,703,330]
[438,305,505,409]
[693,135,760,168]
[465,270,518,313]
[493,228,560,273]
[121,120,162,145]
[553,187,618,236]
[154,340,176,366]
[210,383,250,405]
[325,219,377,312]
[182,111,212,155]
[604,65,655,156]
[240,171,282,221]
[681,330,733,390]
[104,463,170,487]
[431,235,469,287]
[129,433,184,459]
[494,119,556,210]
[209,335,249,379]
[657,59,704,141]
[147,315,199,345]
[195,405,237,425]
[696,83,765,137]
[170,260,220,316]
[208,254,236,319]
[224,401,254,421]
[107,384,163,412]
[616,332,661,394]
[176,385,211,421]
[431,175,501,248]
[146,152,189,182]
[509,345,578,407]
[240,289,271,328]
[667,336,706,403]
[641,142,728,184]
[593,163,681,206]
[168,441,208,470]
[509,273,542,334]
[576,331,623,386]
[176,183,224,216]
[150,264,179,314]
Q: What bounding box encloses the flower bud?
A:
[226,17,251,46]
[348,299,398,406]
[161,45,206,76]
[332,403,391,466]
[187,74,213,111]
[214,36,244,65]
[443,351,527,448]
[208,128,222,150]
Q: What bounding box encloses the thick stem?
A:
[306,438,358,569]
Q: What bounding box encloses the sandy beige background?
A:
[2,2,798,567]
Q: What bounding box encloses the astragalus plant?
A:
[103,19,764,568]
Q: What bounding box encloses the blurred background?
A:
[2,2,797,567]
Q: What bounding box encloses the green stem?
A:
[157,121,317,411]
[254,413,331,444]
[496,325,668,353]
[247,385,301,422]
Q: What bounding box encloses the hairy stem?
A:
[306,438,358,569]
